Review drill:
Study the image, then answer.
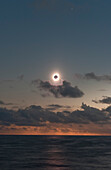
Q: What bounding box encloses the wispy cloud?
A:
[93,96,111,104]
[75,72,111,81]
[0,100,14,106]
[47,104,71,111]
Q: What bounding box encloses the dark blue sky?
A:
[0,0,111,109]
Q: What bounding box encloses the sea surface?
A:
[0,135,111,170]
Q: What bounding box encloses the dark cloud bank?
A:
[93,96,111,104]
[75,72,111,81]
[32,79,84,98]
[0,103,110,127]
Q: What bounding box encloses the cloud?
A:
[47,104,71,108]
[103,106,111,113]
[0,101,5,105]
[47,104,71,111]
[0,100,14,106]
[92,100,98,104]
[80,103,109,123]
[93,96,111,104]
[32,79,84,98]
[48,104,65,108]
[75,72,111,81]
[85,72,111,81]
[0,103,110,127]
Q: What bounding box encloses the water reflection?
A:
[45,136,70,170]
[0,136,111,170]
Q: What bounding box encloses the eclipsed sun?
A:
[52,73,60,82]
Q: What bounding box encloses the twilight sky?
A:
[1,0,111,135]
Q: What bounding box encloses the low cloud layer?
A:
[0,103,110,127]
[75,72,111,81]
[93,96,111,104]
[32,79,84,98]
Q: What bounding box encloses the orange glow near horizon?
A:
[0,122,111,136]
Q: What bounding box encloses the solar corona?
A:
[52,73,60,82]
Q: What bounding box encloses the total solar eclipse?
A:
[52,73,60,82]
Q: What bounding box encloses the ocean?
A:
[0,135,111,170]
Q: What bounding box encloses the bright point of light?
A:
[52,73,60,82]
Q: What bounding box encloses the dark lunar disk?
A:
[54,75,58,79]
